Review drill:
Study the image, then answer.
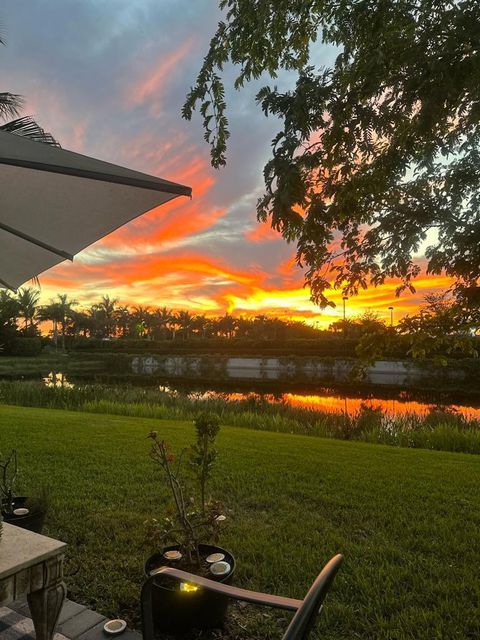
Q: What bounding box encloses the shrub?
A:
[8,337,42,357]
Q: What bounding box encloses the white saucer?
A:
[103,619,127,635]
[210,561,231,576]
[206,552,225,563]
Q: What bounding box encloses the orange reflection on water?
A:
[186,388,480,421]
[283,393,480,421]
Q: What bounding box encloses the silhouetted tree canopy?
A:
[183,0,480,307]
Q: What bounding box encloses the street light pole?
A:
[388,306,394,327]
[342,296,348,322]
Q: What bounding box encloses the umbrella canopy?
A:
[0,130,191,291]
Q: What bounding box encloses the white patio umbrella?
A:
[0,130,191,291]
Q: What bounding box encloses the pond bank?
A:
[129,353,477,389]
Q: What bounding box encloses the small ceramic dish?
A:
[103,619,127,635]
[206,552,225,564]
[210,561,231,576]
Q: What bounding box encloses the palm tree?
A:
[37,302,63,349]
[236,316,252,338]
[253,314,269,339]
[169,312,181,341]
[87,305,104,339]
[1,32,57,144]
[56,294,78,349]
[114,305,131,338]
[151,307,173,340]
[93,295,118,338]
[177,310,193,340]
[70,309,94,338]
[37,295,77,349]
[0,290,20,350]
[16,287,40,334]
[209,317,221,338]
[265,317,285,340]
[217,313,237,338]
[132,305,151,338]
[0,290,19,324]
[192,314,209,338]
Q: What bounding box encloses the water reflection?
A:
[185,389,480,421]
[40,373,480,421]
[43,371,74,389]
[282,393,480,421]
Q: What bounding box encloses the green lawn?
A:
[1,405,479,639]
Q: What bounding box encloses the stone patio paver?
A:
[57,608,106,639]
[57,601,88,625]
[0,607,68,639]
[2,599,141,640]
[78,621,142,640]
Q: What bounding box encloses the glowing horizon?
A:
[35,244,454,329]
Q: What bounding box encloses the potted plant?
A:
[144,413,234,633]
[0,449,47,533]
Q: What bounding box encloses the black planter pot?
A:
[144,543,235,634]
[1,496,46,534]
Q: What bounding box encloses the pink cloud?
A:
[128,38,194,107]
[245,221,282,243]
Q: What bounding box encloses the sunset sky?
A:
[1,1,453,328]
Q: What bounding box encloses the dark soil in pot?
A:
[144,543,235,634]
[1,496,46,534]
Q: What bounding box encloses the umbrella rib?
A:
[0,158,192,198]
[0,221,74,260]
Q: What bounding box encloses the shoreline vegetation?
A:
[2,290,479,366]
[4,334,480,361]
[1,379,479,455]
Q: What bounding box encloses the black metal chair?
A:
[141,553,343,639]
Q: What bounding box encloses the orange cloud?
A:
[129,39,194,106]
[152,205,224,243]
[126,254,261,288]
[39,251,457,328]
[278,255,299,277]
[92,152,220,249]
[44,251,262,289]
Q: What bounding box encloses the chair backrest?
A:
[281,554,343,640]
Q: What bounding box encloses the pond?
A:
[38,371,480,422]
